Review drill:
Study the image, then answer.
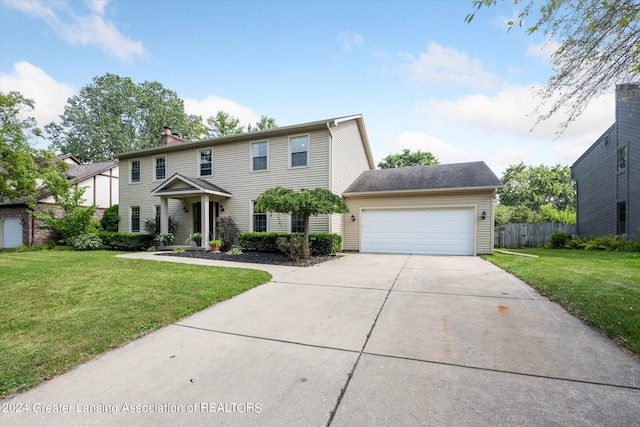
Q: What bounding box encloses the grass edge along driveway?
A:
[483,249,640,357]
[0,250,271,398]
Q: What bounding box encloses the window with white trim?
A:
[291,213,305,233]
[199,149,212,176]
[253,202,267,232]
[251,141,268,171]
[154,156,166,180]
[130,159,141,183]
[290,135,308,167]
[131,206,141,233]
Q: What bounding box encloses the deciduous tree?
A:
[205,111,277,137]
[254,187,349,258]
[46,74,205,162]
[499,162,575,211]
[378,149,439,169]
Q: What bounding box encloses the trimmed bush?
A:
[238,231,342,256]
[98,231,155,251]
[309,233,342,256]
[100,204,119,232]
[548,231,572,249]
[277,234,306,261]
[70,233,103,251]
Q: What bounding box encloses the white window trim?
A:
[288,134,310,168]
[129,159,141,184]
[198,148,214,177]
[250,200,267,232]
[290,213,305,233]
[130,205,141,233]
[250,140,269,172]
[153,155,167,181]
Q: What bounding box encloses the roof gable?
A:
[151,173,232,198]
[344,161,503,194]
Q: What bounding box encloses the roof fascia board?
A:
[343,185,504,197]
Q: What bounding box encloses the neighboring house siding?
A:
[617,84,640,236]
[330,119,372,236]
[343,191,495,255]
[572,125,618,236]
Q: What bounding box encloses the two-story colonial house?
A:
[572,84,640,237]
[116,115,503,255]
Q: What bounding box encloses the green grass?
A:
[0,250,271,398]
[483,249,640,356]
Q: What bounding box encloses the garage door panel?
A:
[2,217,23,248]
[362,209,473,256]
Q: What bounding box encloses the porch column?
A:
[160,197,169,234]
[201,194,210,247]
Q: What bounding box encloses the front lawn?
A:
[483,249,640,356]
[0,250,271,398]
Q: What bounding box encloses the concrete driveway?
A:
[2,253,639,426]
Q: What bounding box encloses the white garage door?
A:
[361,209,474,255]
[2,217,23,248]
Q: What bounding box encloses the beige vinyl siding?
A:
[330,119,372,237]
[343,191,496,255]
[119,128,333,238]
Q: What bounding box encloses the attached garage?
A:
[361,208,474,255]
[2,217,23,249]
[342,162,503,256]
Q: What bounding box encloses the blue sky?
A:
[0,0,616,176]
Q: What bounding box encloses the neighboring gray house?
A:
[116,115,503,255]
[572,84,640,237]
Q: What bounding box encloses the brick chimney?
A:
[160,126,185,146]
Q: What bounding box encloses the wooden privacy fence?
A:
[494,223,576,249]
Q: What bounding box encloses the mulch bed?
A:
[158,250,339,267]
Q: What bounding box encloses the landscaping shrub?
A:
[548,231,573,249]
[310,233,342,256]
[98,231,155,251]
[70,233,103,251]
[100,204,119,232]
[277,234,306,261]
[238,231,342,256]
[216,216,240,251]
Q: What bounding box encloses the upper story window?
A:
[130,206,140,233]
[291,213,305,233]
[252,141,268,171]
[290,135,308,168]
[154,156,166,180]
[618,146,627,170]
[130,159,141,183]
[199,149,212,176]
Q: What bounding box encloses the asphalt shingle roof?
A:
[66,161,117,180]
[344,161,503,194]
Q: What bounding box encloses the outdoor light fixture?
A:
[183,206,188,213]
[351,214,356,222]
[220,205,225,212]
[481,211,487,220]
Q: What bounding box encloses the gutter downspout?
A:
[326,121,335,234]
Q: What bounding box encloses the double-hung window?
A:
[199,149,212,176]
[130,159,141,183]
[290,135,308,167]
[252,141,268,171]
[154,156,166,180]
[253,202,267,232]
[291,213,305,233]
[130,206,141,233]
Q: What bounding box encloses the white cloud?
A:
[183,95,261,126]
[337,30,364,51]
[526,40,561,63]
[400,42,499,91]
[0,61,76,127]
[5,0,145,61]
[422,83,614,143]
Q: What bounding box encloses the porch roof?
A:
[151,173,232,198]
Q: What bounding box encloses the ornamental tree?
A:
[254,187,349,258]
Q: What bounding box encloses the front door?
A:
[193,201,218,240]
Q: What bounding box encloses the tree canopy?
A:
[205,111,277,137]
[254,186,349,258]
[45,73,206,162]
[499,162,575,212]
[378,149,439,169]
[1,91,69,205]
[466,0,640,133]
